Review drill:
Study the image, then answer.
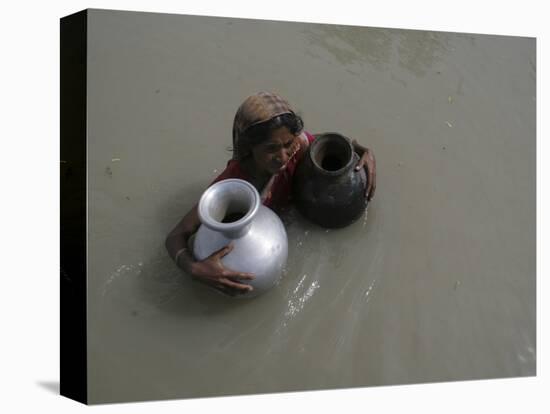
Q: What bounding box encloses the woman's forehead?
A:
[265,127,296,143]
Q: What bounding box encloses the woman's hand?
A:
[191,243,255,295]
[354,147,377,201]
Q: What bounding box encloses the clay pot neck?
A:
[309,133,354,176]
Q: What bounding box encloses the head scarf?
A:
[232,91,295,160]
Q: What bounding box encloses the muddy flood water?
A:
[85,9,536,404]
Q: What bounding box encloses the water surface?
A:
[85,9,535,403]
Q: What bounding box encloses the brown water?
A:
[85,9,535,404]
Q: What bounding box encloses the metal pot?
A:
[193,178,288,298]
[293,132,368,228]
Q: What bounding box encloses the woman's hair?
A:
[234,113,304,161]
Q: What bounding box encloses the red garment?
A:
[211,131,316,211]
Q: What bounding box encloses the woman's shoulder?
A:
[211,159,249,185]
[303,130,316,144]
[295,130,315,153]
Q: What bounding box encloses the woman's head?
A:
[244,114,304,175]
[232,92,304,171]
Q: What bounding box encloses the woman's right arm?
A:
[165,204,255,294]
[165,204,201,274]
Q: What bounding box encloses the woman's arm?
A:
[351,139,377,201]
[165,204,255,294]
[165,204,201,273]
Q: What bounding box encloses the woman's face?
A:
[251,127,299,176]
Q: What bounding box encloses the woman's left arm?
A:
[352,139,376,201]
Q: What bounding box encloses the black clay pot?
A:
[292,132,368,228]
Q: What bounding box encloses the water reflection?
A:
[285,276,320,319]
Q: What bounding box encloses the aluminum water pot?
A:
[193,178,288,298]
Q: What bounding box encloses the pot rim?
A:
[309,132,355,176]
[198,178,260,234]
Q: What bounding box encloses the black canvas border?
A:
[60,9,88,405]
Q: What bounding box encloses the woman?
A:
[165,91,376,295]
